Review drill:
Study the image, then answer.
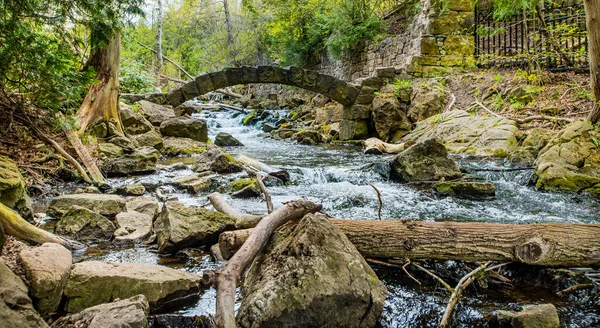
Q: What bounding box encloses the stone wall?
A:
[313,0,475,81]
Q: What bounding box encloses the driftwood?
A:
[241,165,274,214]
[362,138,412,154]
[0,203,79,249]
[218,103,247,112]
[218,219,600,267]
[203,200,322,328]
[236,155,290,183]
[209,193,263,229]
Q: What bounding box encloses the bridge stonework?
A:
[166,66,360,108]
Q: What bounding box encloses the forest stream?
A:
[36,105,600,328]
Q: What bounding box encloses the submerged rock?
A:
[63,261,201,313]
[160,116,208,143]
[215,132,244,147]
[390,138,462,182]
[114,211,154,243]
[433,181,496,200]
[237,213,387,328]
[292,130,322,145]
[0,155,32,218]
[161,137,208,156]
[495,304,560,328]
[0,259,48,328]
[48,193,126,218]
[137,100,176,126]
[191,145,242,174]
[154,201,236,253]
[55,206,116,242]
[401,110,519,157]
[534,121,600,196]
[173,172,216,194]
[102,146,160,177]
[372,86,411,142]
[51,295,149,328]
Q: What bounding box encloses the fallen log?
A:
[362,138,413,154]
[203,200,322,328]
[218,219,600,267]
[236,155,290,183]
[209,193,263,229]
[0,203,79,250]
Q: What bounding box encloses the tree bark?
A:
[155,0,164,76]
[0,203,75,249]
[205,200,322,328]
[219,219,600,267]
[65,128,105,185]
[585,0,600,123]
[77,32,122,134]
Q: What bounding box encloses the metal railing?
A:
[474,4,588,71]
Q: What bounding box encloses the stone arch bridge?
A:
[165,66,363,107]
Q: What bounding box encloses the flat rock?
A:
[237,213,387,328]
[114,211,154,242]
[51,295,149,328]
[401,110,519,157]
[102,146,160,177]
[160,137,208,157]
[0,259,48,328]
[63,261,201,313]
[390,138,462,182]
[19,243,72,318]
[160,116,208,143]
[125,196,159,217]
[48,193,126,218]
[433,181,496,200]
[173,172,216,193]
[116,183,146,196]
[55,206,116,242]
[137,100,176,126]
[154,201,236,253]
[121,106,155,135]
[496,304,560,328]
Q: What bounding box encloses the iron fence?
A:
[474,3,589,71]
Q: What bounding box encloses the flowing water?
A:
[70,107,600,327]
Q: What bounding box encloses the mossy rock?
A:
[433,181,495,200]
[161,137,208,157]
[390,138,463,183]
[242,111,258,126]
[55,206,116,242]
[231,178,261,198]
[0,155,31,217]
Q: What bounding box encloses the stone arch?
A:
[165,66,360,107]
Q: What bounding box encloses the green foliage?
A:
[0,0,143,113]
[119,59,157,94]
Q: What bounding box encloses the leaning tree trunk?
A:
[585,0,600,123]
[77,32,123,134]
[155,0,163,76]
[219,219,600,267]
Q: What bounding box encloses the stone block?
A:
[315,74,334,95]
[443,35,474,55]
[360,76,383,89]
[303,70,320,89]
[242,66,259,83]
[440,55,465,67]
[224,67,243,85]
[421,36,439,55]
[428,11,459,35]
[166,89,184,107]
[355,93,375,105]
[342,104,371,120]
[433,0,473,12]
[209,71,229,90]
[375,67,396,78]
[339,119,369,140]
[257,66,285,83]
[180,80,199,101]
[195,73,214,94]
[413,55,441,66]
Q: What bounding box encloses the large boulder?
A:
[495,304,560,328]
[0,155,32,218]
[160,116,208,143]
[407,79,447,123]
[154,201,236,253]
[19,243,72,318]
[120,106,154,135]
[51,295,149,328]
[237,214,387,328]
[48,193,126,218]
[63,261,201,313]
[137,100,176,126]
[433,181,496,200]
[114,211,154,243]
[125,196,158,217]
[401,110,519,157]
[215,132,243,147]
[191,145,242,174]
[55,206,116,242]
[102,146,160,177]
[371,87,412,142]
[231,178,261,198]
[0,259,48,328]
[161,137,208,156]
[133,130,163,150]
[534,121,600,196]
[390,138,462,182]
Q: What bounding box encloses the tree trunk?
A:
[585,0,600,123]
[155,0,163,76]
[223,0,234,64]
[0,203,75,249]
[219,219,600,267]
[77,32,122,134]
[65,128,105,184]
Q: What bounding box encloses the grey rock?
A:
[55,206,116,242]
[214,132,243,147]
[137,100,176,126]
[391,138,462,182]
[102,147,160,177]
[114,211,154,242]
[48,193,126,218]
[191,145,242,174]
[133,130,163,150]
[496,304,560,328]
[173,172,216,194]
[51,295,149,328]
[0,259,48,328]
[125,196,158,217]
[121,106,154,135]
[433,181,496,200]
[160,116,208,143]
